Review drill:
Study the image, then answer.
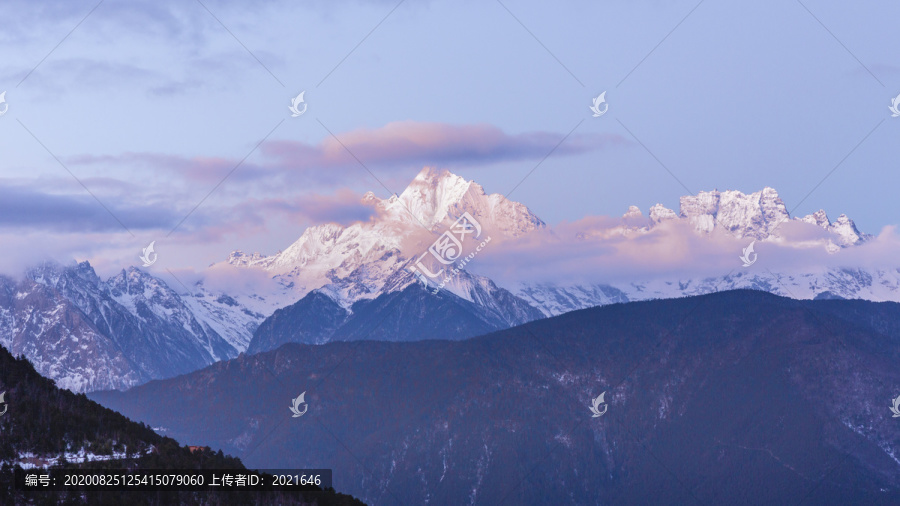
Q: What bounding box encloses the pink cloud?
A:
[264,121,620,172]
[71,121,624,188]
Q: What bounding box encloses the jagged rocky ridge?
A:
[0,262,241,392]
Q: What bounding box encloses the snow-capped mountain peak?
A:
[392,167,475,227]
[830,213,866,245]
[677,187,790,239]
[649,203,677,224]
[379,166,545,237]
[800,209,831,229]
[623,205,643,218]
[798,210,868,247]
[221,167,545,305]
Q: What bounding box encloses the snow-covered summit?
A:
[676,187,790,239]
[390,167,545,235]
[649,203,677,224]
[623,205,643,218]
[796,210,869,251]
[222,167,545,301]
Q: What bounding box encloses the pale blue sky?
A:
[0,0,897,273]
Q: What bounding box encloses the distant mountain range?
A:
[0,262,249,392]
[90,290,900,505]
[3,167,898,391]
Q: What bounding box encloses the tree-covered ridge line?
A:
[0,347,365,505]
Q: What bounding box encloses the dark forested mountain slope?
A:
[92,290,900,505]
[0,345,365,505]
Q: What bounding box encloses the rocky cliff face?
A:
[0,262,239,392]
[677,187,791,238]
